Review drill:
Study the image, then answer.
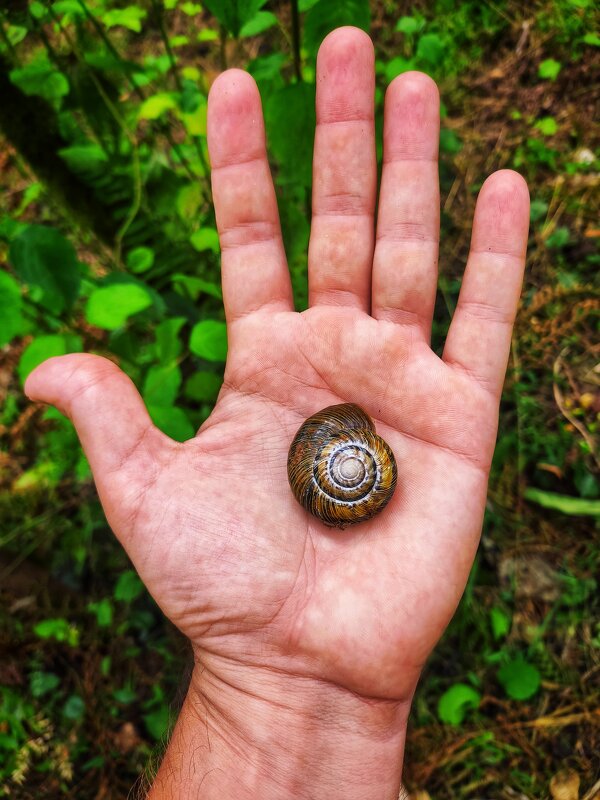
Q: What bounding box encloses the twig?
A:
[553,348,600,469]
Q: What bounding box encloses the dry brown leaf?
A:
[550,769,581,800]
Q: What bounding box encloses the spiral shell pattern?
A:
[287,404,397,528]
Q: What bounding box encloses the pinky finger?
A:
[443,170,529,398]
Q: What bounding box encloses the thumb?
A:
[25,353,175,540]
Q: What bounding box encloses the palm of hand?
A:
[25,29,528,705]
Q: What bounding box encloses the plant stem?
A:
[290,0,302,82]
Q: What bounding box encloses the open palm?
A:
[26,28,529,707]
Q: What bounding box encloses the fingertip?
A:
[24,353,118,411]
[207,69,264,168]
[472,170,530,257]
[318,26,374,62]
[387,70,440,103]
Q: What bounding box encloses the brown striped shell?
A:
[287,404,397,528]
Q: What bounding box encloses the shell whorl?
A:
[287,404,397,528]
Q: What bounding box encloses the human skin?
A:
[24,27,530,800]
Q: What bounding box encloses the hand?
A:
[25,27,529,800]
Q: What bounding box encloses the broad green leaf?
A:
[113,686,137,704]
[6,25,28,45]
[34,617,79,646]
[524,488,600,516]
[395,16,421,34]
[178,80,203,114]
[0,272,25,347]
[189,320,228,362]
[102,6,147,32]
[88,598,113,627]
[498,656,541,700]
[538,58,561,80]
[114,570,144,602]
[10,61,69,101]
[181,1,203,14]
[385,57,415,82]
[143,363,182,407]
[190,227,220,253]
[172,274,222,300]
[303,0,370,55]
[126,246,155,274]
[438,684,481,724]
[10,225,81,313]
[184,371,223,402]
[155,317,186,362]
[529,199,548,222]
[176,184,203,220]
[139,93,177,120]
[30,672,60,698]
[440,128,462,154]
[240,10,278,37]
[535,116,558,136]
[59,144,108,171]
[544,226,570,249]
[63,695,85,720]
[583,33,600,46]
[143,704,171,741]
[52,1,86,16]
[202,0,267,37]
[85,283,153,330]
[416,33,445,68]
[490,607,511,640]
[18,334,83,383]
[148,405,194,441]
[265,83,316,186]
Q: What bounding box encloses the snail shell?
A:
[287,403,397,528]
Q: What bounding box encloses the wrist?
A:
[148,656,411,800]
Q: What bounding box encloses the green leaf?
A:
[538,58,561,80]
[385,57,415,82]
[524,488,600,516]
[181,1,203,14]
[583,32,600,46]
[155,317,186,362]
[113,686,137,704]
[126,246,155,274]
[437,684,481,725]
[240,10,278,37]
[102,6,147,32]
[143,704,171,741]
[10,61,69,102]
[88,598,113,627]
[34,618,79,646]
[395,16,421,34]
[190,227,220,253]
[172,274,222,300]
[498,656,541,700]
[30,672,60,698]
[18,334,83,383]
[58,144,109,173]
[529,199,548,222]
[440,128,462,155]
[138,93,177,120]
[265,83,316,186]
[114,570,144,602]
[189,320,228,362]
[544,226,570,249]
[535,116,558,136]
[143,363,182,407]
[148,405,195,441]
[10,225,81,313]
[303,0,370,55]
[0,272,24,347]
[85,283,153,330]
[52,1,86,16]
[178,80,203,114]
[63,695,85,720]
[184,371,223,402]
[202,0,267,37]
[416,33,445,68]
[490,607,511,640]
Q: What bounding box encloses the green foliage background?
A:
[0,0,598,797]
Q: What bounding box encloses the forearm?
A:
[148,660,410,800]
